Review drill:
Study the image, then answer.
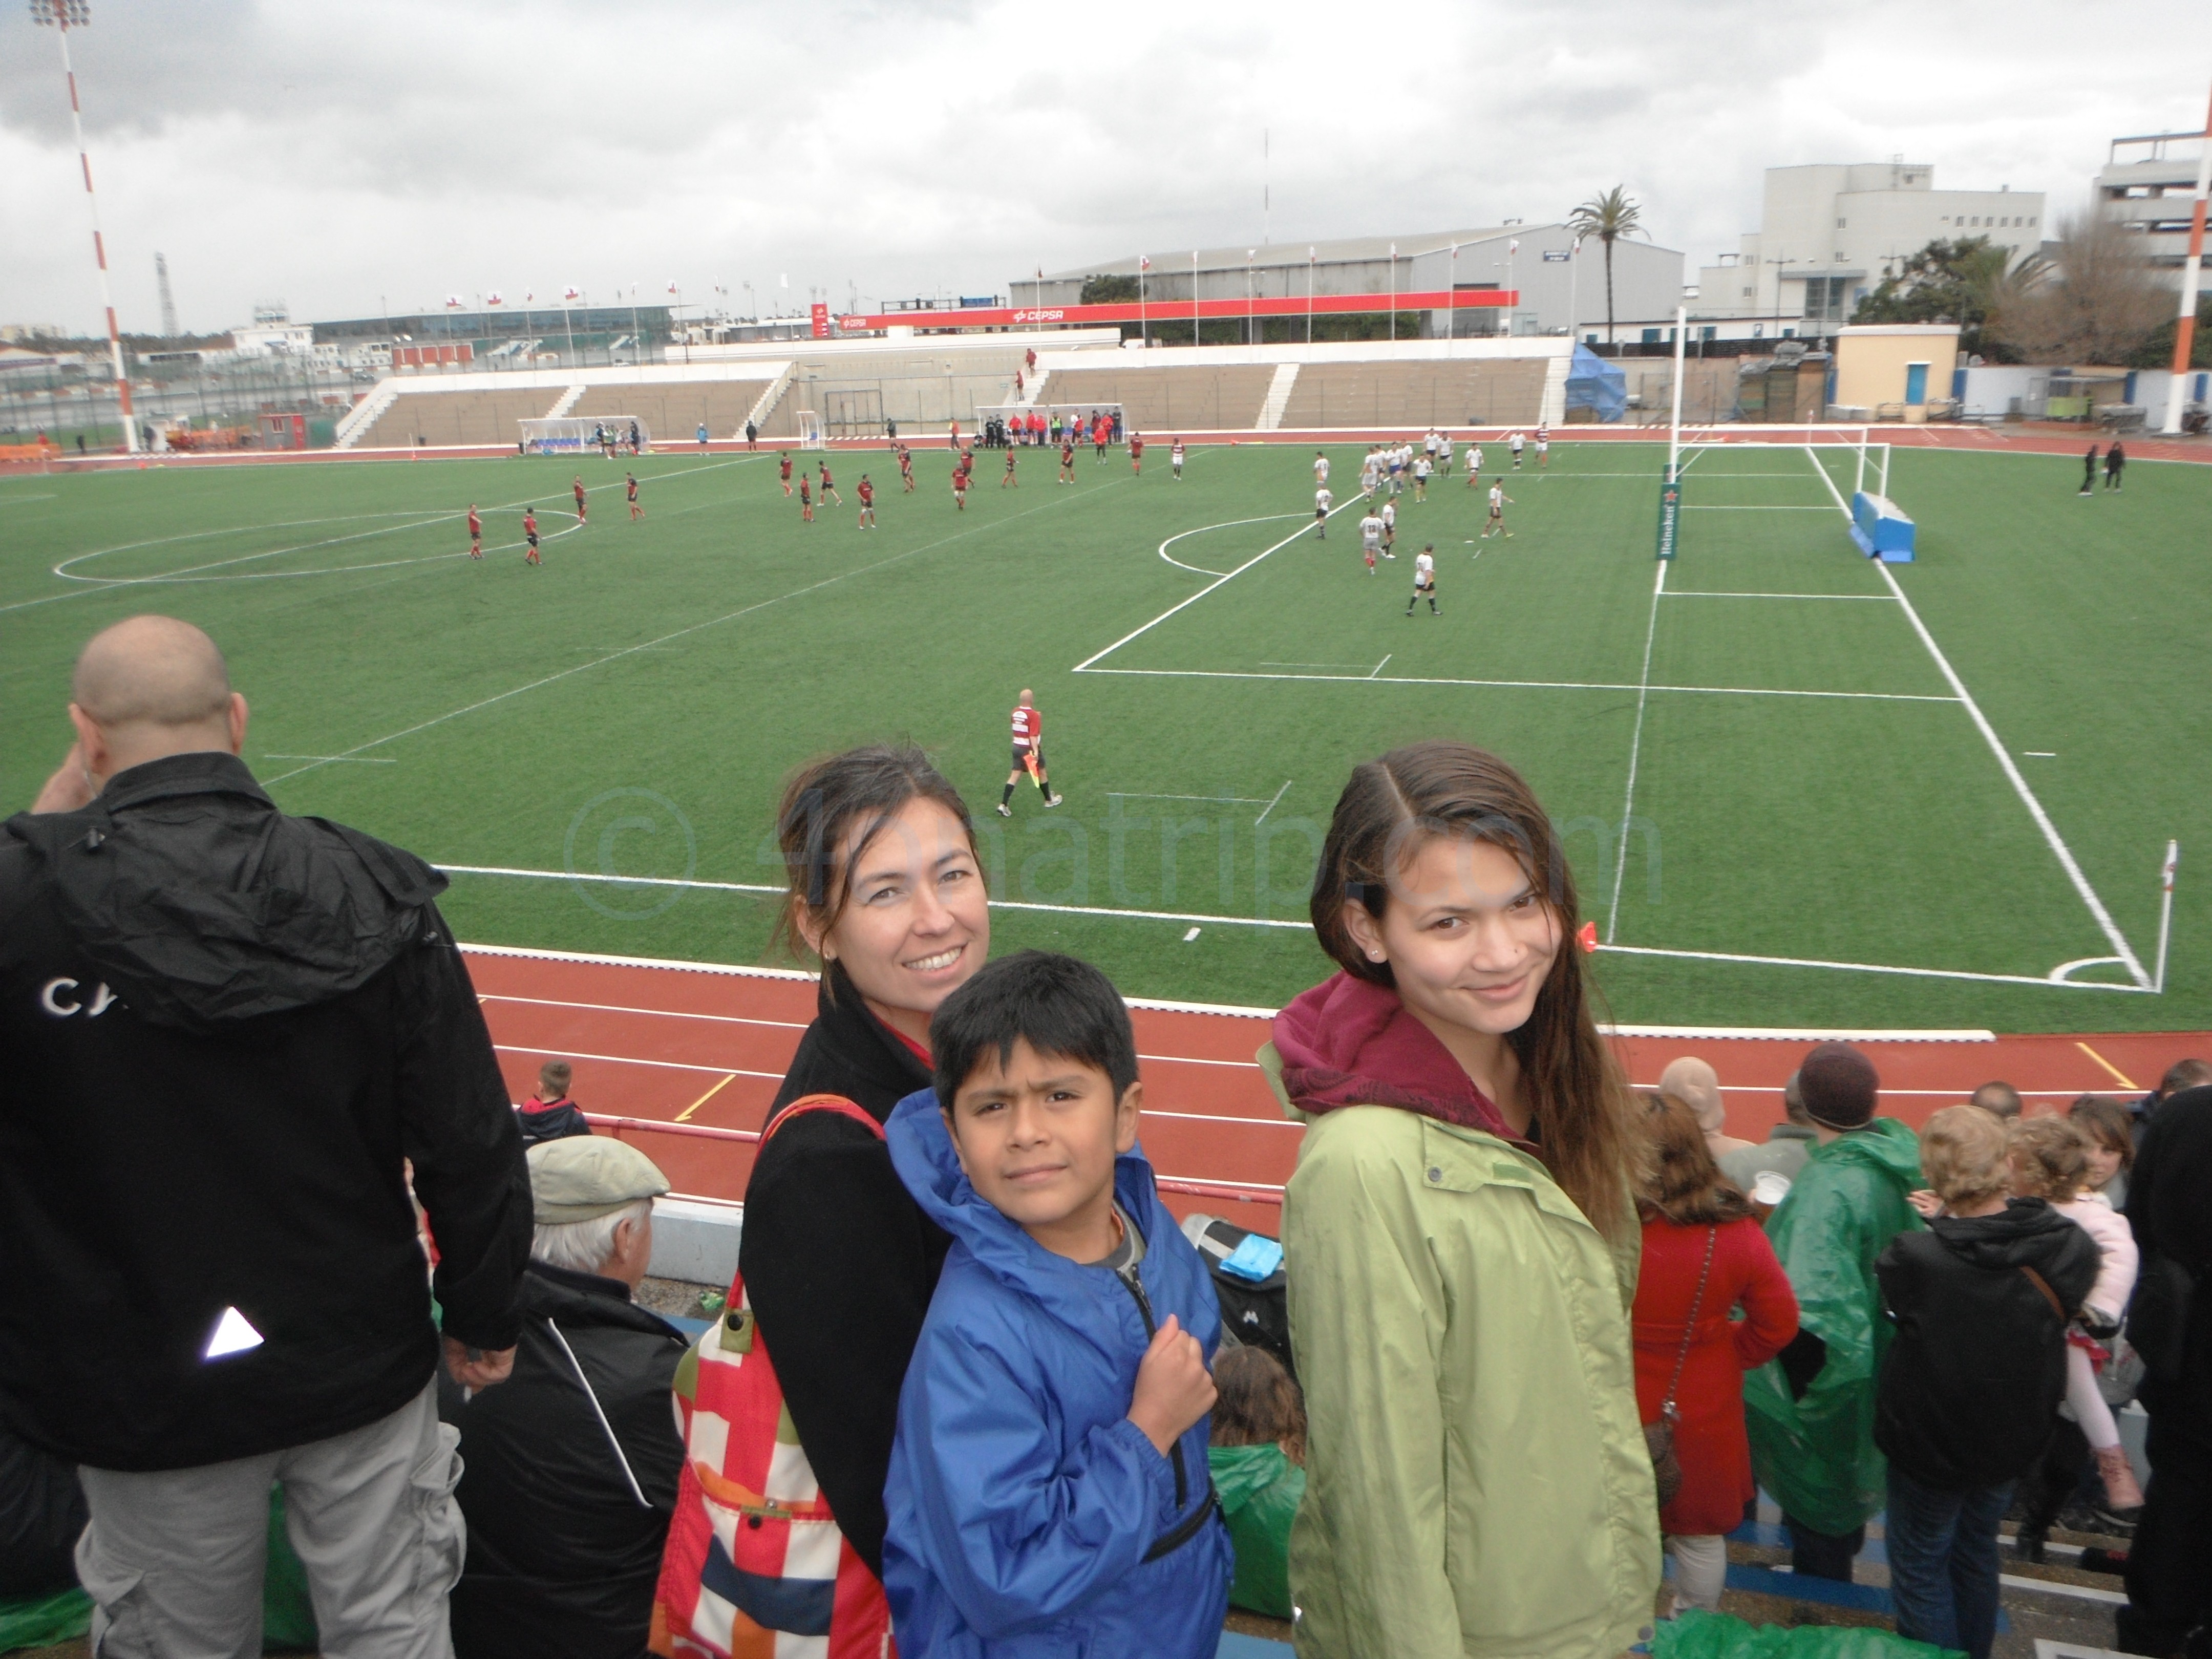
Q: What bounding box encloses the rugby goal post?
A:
[518,416,652,455]
[1662,424,1889,561]
[796,411,826,450]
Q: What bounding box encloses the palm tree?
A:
[1567,186,1646,346]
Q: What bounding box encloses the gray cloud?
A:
[2,0,2204,334]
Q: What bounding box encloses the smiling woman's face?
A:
[808,796,989,1044]
[1345,834,1563,1041]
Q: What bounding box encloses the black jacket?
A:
[1873,1197,2100,1490]
[736,963,952,1581]
[2127,1083,2212,1436]
[0,752,532,1471]
[438,1262,687,1659]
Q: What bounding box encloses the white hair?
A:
[531,1198,652,1275]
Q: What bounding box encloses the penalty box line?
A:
[1799,446,2153,987]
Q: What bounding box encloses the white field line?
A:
[1663,591,1895,601]
[263,477,1120,786]
[1368,654,1392,677]
[1254,779,1293,826]
[442,870,2143,992]
[1607,557,1667,941]
[1073,494,1367,672]
[1801,446,2152,987]
[1106,791,1270,804]
[1158,512,1303,576]
[1678,505,1836,511]
[1078,666,1960,705]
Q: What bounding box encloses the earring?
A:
[1368,950,1386,963]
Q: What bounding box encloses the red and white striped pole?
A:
[34,0,139,453]
[2160,81,2212,436]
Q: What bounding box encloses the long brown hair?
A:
[1638,1094,1756,1226]
[2068,1094,2135,1175]
[1209,1344,1307,1464]
[2009,1115,2090,1203]
[771,743,980,981]
[1309,739,1641,1240]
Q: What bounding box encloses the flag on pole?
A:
[487,291,504,306]
[1509,239,1520,254]
[667,281,679,295]
[444,295,463,309]
[1140,255,1151,271]
[563,285,581,300]
[523,290,534,303]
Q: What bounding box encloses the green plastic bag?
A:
[0,1485,317,1656]
[1209,1442,1305,1621]
[0,1584,92,1653]
[1653,1607,1961,1659]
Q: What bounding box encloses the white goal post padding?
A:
[519,416,652,454]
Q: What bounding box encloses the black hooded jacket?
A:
[2127,1083,2212,1434]
[438,1262,688,1659]
[736,963,953,1581]
[1873,1197,2100,1490]
[0,751,531,1471]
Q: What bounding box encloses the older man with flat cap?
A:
[0,615,531,1658]
[438,1135,689,1659]
[1741,1042,1926,1585]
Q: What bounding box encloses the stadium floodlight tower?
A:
[32,0,139,452]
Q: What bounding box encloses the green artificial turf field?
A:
[2,434,2203,1032]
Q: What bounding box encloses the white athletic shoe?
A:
[1045,794,1063,808]
[996,802,1012,818]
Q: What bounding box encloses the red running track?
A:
[467,945,2211,1236]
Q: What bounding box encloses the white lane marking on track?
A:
[265,471,1127,786]
[1158,512,1304,576]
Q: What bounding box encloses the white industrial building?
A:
[2097,130,2210,287]
[1694,163,2046,335]
[1020,226,1686,341]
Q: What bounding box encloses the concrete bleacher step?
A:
[1256,363,1300,430]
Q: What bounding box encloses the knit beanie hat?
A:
[1799,1041,1879,1130]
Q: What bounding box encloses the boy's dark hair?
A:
[931,950,1138,1106]
[1210,1344,1306,1464]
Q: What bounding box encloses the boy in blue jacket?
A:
[882,950,1233,1658]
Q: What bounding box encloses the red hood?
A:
[1272,971,1519,1142]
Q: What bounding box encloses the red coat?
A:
[1632,1215,1799,1536]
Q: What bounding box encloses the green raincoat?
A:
[1265,1047,1661,1659]
[1209,1441,1305,1620]
[1742,1118,1925,1536]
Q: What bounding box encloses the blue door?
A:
[1904,361,1929,405]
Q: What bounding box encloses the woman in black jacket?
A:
[659,743,990,1656]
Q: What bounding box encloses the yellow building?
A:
[1833,324,1961,420]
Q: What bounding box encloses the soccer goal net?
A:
[796,411,826,450]
[975,403,1127,443]
[519,416,652,455]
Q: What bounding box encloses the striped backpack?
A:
[652,1096,895,1659]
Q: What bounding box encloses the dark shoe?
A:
[2075,1545,2127,1575]
[2011,1525,2047,1564]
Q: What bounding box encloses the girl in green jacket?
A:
[1268,740,1661,1659]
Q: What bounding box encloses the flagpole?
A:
[1193,251,1200,348]
[1140,257,1148,347]
[1389,243,1397,342]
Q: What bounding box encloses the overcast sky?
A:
[2,1,2206,335]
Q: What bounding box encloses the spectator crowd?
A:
[4,614,2208,1659]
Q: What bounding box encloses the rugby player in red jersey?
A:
[523,507,541,565]
[466,504,482,559]
[572,476,588,525]
[996,688,1062,816]
[1058,438,1076,484]
[627,472,643,521]
[1130,432,1144,475]
[857,473,876,528]
[818,459,841,506]
[1001,446,1018,488]
[779,452,794,496]
[897,442,916,493]
[799,476,814,522]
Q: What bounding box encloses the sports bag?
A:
[651,1096,895,1659]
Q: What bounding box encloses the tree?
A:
[1566,186,1645,345]
[1847,235,2043,360]
[1079,274,1140,304]
[1988,213,2168,366]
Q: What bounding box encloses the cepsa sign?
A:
[1011,308,1068,324]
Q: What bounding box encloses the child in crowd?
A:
[2069,1094,2135,1209]
[881,951,1233,1658]
[518,1060,589,1145]
[1874,1107,2099,1659]
[2009,1116,2145,1517]
[1207,1344,1306,1621]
